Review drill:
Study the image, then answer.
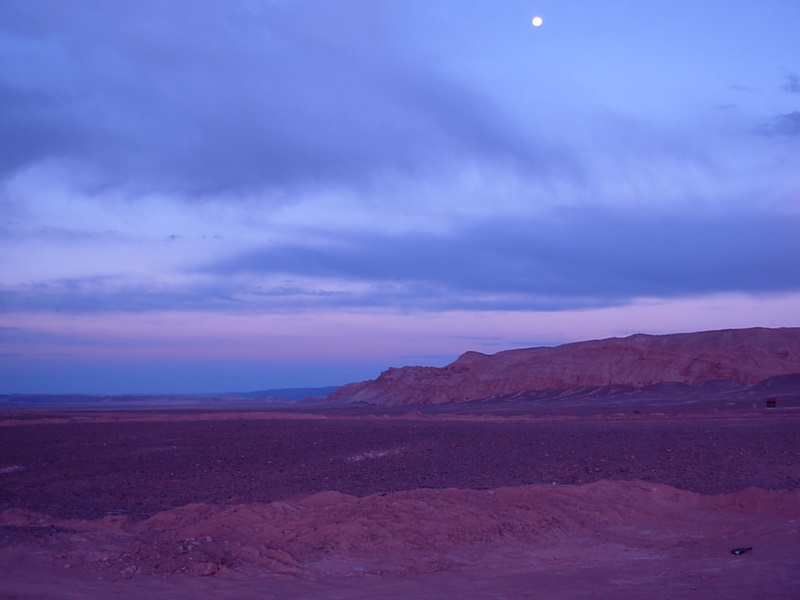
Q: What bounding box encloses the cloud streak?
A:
[5,208,796,316]
[204,210,800,308]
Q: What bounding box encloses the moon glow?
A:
[532,16,543,27]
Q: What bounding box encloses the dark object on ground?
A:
[731,546,753,555]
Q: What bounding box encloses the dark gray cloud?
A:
[0,0,551,195]
[201,209,800,310]
[783,73,800,94]
[0,83,83,177]
[765,112,800,137]
[5,208,799,315]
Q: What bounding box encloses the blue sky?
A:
[1,0,799,394]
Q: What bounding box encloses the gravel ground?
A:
[1,412,799,520]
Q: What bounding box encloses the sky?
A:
[1,0,799,394]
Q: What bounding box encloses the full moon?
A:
[531,16,543,27]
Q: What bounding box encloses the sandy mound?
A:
[2,480,798,583]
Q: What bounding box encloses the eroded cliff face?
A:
[328,327,800,405]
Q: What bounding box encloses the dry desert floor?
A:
[1,407,799,599]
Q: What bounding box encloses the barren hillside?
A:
[329,327,800,405]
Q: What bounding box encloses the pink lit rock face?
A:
[330,327,800,405]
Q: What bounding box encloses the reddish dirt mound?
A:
[1,481,799,599]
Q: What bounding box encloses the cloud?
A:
[0,83,82,177]
[783,72,800,94]
[764,112,800,137]
[1,1,791,207]
[0,275,238,314]
[4,205,798,316]
[199,209,800,311]
[6,208,798,316]
[0,1,548,196]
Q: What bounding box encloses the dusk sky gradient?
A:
[2,0,799,394]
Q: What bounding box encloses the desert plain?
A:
[2,327,800,599]
[1,402,799,599]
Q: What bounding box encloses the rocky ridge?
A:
[328,327,800,405]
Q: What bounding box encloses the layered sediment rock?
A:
[329,327,800,405]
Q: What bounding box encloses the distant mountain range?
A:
[0,387,340,410]
[328,327,800,406]
[199,386,340,400]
